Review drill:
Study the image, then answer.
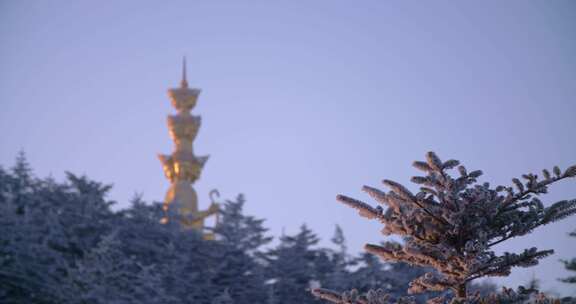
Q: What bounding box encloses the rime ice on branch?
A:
[313,152,576,303]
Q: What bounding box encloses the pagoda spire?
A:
[180,56,189,88]
[158,59,218,236]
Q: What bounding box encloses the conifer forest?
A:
[1,153,575,303]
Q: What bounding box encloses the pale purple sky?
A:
[1,0,575,296]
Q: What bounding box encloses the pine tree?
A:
[62,231,170,304]
[116,196,219,303]
[0,157,117,303]
[313,152,576,303]
[560,230,576,284]
[332,225,347,259]
[214,194,272,254]
[267,225,322,303]
[11,151,33,197]
[210,195,272,303]
[320,225,352,291]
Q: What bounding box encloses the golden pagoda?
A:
[158,58,218,235]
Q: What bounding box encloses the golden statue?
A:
[158,58,218,236]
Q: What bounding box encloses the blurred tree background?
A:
[0,155,440,303]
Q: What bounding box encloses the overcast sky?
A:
[1,0,575,296]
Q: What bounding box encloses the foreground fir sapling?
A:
[313,152,576,303]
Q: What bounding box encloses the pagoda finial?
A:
[180,56,188,88]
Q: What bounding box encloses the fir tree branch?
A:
[502,171,574,208]
[337,195,382,220]
[381,180,451,228]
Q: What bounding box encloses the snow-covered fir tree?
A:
[62,231,169,304]
[0,155,117,303]
[316,225,353,292]
[115,196,218,303]
[213,194,273,254]
[210,195,272,303]
[313,152,576,303]
[266,224,324,303]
